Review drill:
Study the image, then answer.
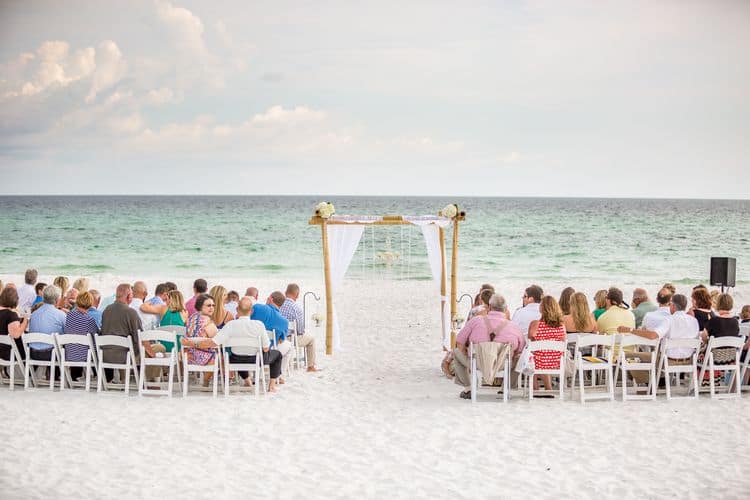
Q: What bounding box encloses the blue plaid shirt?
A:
[279,298,304,334]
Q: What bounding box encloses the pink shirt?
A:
[456,311,526,355]
[185,295,198,317]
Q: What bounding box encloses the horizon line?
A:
[0,194,748,202]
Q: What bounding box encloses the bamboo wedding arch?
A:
[309,208,466,355]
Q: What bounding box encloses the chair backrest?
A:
[223,334,263,354]
[0,336,12,347]
[22,332,56,348]
[288,320,297,335]
[140,329,178,346]
[159,325,186,335]
[97,334,134,350]
[575,334,615,348]
[55,333,94,348]
[662,337,701,351]
[529,340,567,353]
[267,330,277,346]
[707,335,744,349]
[739,323,750,338]
[620,335,660,349]
[566,333,579,345]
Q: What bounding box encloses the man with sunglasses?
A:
[512,285,543,336]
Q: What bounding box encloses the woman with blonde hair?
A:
[558,287,575,316]
[563,292,597,333]
[53,276,70,309]
[208,285,234,328]
[72,277,90,293]
[592,289,608,320]
[528,295,567,391]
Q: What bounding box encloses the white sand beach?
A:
[1,279,749,499]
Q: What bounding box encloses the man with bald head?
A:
[631,288,656,328]
[245,287,259,303]
[101,283,164,383]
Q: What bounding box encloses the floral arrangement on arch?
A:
[439,203,458,218]
[315,201,335,219]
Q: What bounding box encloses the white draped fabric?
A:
[326,224,365,350]
[410,218,452,349]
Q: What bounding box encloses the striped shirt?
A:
[63,308,99,362]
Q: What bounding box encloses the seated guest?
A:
[101,283,164,383]
[225,290,240,316]
[558,287,575,316]
[160,290,188,326]
[157,290,188,352]
[662,283,677,295]
[631,288,656,328]
[52,276,70,309]
[618,288,673,384]
[512,284,543,336]
[451,294,525,399]
[563,292,597,333]
[28,285,66,362]
[185,278,208,317]
[208,297,283,392]
[741,305,750,323]
[183,293,219,367]
[597,287,635,335]
[468,288,494,321]
[17,268,38,311]
[664,294,700,362]
[208,285,234,328]
[130,281,155,331]
[592,289,608,320]
[138,282,169,330]
[251,291,291,376]
[529,296,567,390]
[0,287,29,361]
[245,287,259,303]
[703,292,739,350]
[31,282,47,309]
[63,291,100,379]
[164,282,178,292]
[72,277,89,293]
[279,283,320,372]
[87,289,103,328]
[62,287,79,312]
[689,286,713,331]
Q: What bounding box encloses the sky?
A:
[0,0,748,197]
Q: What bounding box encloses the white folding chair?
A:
[288,320,307,372]
[55,333,98,392]
[656,337,700,400]
[139,329,179,397]
[570,334,615,403]
[158,325,186,379]
[524,340,567,401]
[0,336,25,391]
[182,342,220,397]
[267,329,277,349]
[697,336,743,399]
[96,335,139,394]
[469,342,511,403]
[222,333,267,397]
[740,324,750,390]
[22,332,59,390]
[617,335,659,401]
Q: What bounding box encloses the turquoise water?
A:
[0,196,747,286]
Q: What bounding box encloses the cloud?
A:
[85,41,127,103]
[156,1,208,56]
[250,105,326,125]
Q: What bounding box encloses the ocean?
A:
[0,196,748,291]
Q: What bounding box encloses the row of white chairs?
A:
[0,326,284,398]
[469,333,749,403]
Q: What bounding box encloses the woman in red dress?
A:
[529,295,567,390]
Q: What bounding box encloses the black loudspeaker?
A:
[710,257,736,288]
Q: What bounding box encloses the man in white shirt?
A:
[664,294,700,360]
[210,297,283,392]
[130,281,158,331]
[617,288,672,385]
[17,268,38,311]
[511,285,543,336]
